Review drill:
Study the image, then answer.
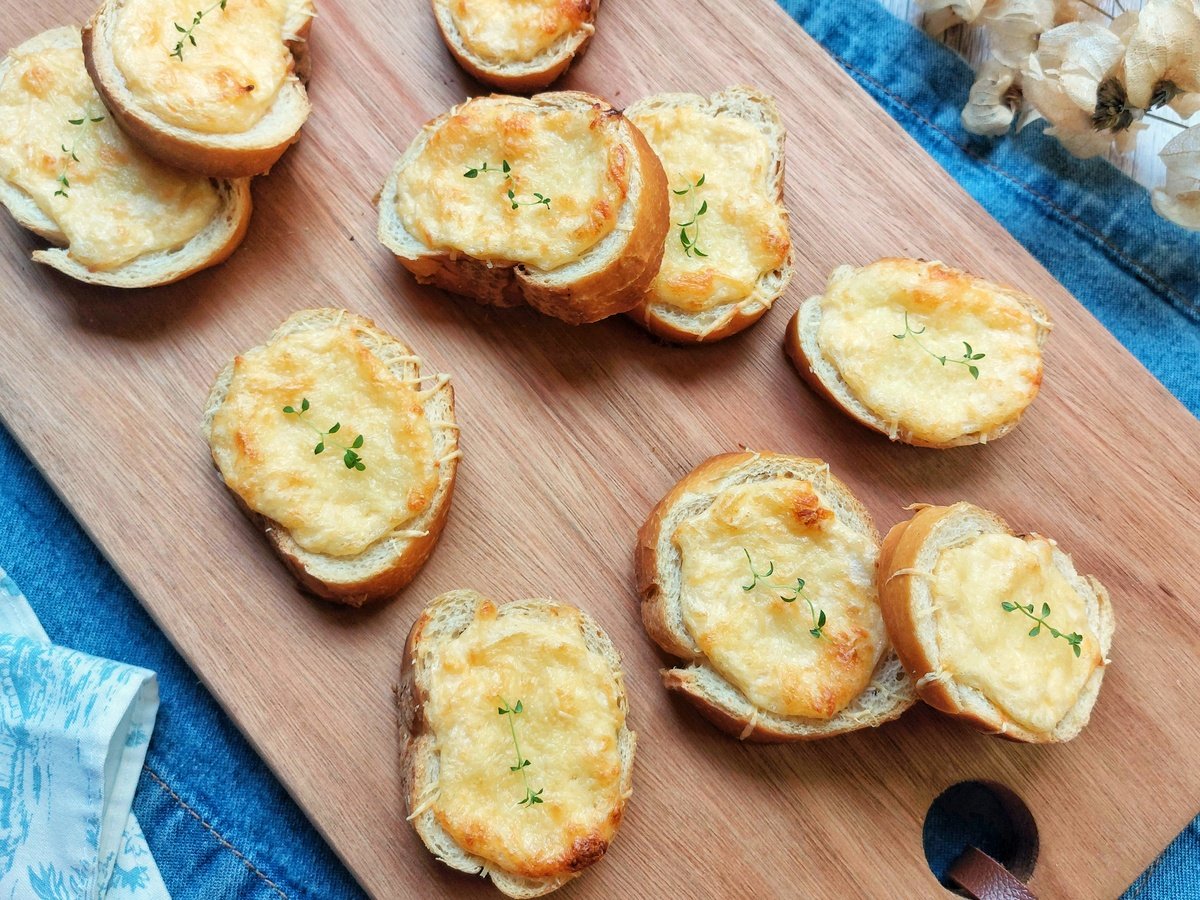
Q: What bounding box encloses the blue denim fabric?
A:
[0,432,362,899]
[1,0,1197,897]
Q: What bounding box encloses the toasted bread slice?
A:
[83,0,314,177]
[625,86,794,343]
[785,258,1052,448]
[398,589,635,898]
[636,451,915,741]
[432,0,598,93]
[202,309,459,606]
[0,26,251,287]
[378,91,669,325]
[878,502,1114,743]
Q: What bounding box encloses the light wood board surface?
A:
[2,0,1199,897]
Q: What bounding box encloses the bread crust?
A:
[378,91,669,326]
[625,86,795,344]
[431,0,599,93]
[202,309,459,606]
[784,258,1052,449]
[877,503,1114,743]
[398,589,635,897]
[636,451,915,741]
[82,0,314,177]
[0,27,253,288]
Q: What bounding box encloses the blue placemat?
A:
[1,0,1198,896]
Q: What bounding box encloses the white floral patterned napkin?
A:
[0,567,170,900]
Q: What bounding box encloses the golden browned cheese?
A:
[0,39,219,269]
[426,600,625,878]
[931,533,1102,733]
[672,479,885,719]
[448,0,590,63]
[816,259,1044,444]
[629,104,789,312]
[208,323,438,558]
[395,96,628,271]
[112,0,290,133]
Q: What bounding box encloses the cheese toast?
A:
[432,0,599,92]
[636,452,915,741]
[785,258,1052,448]
[878,502,1114,743]
[0,27,250,287]
[202,309,459,605]
[399,589,635,898]
[626,86,793,342]
[83,0,314,177]
[377,91,669,325]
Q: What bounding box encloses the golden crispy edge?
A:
[784,259,1052,449]
[431,0,599,93]
[82,2,312,177]
[204,310,459,606]
[636,451,909,741]
[387,93,669,325]
[397,591,632,890]
[877,503,1092,744]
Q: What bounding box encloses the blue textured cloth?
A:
[1,0,1198,897]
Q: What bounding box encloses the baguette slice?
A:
[878,502,1114,743]
[625,86,794,343]
[636,451,915,741]
[785,258,1052,448]
[399,589,635,898]
[378,91,669,325]
[83,0,314,177]
[432,0,599,93]
[202,309,459,605]
[0,26,251,288]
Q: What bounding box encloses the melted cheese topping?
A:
[816,260,1044,445]
[208,324,438,558]
[673,480,884,719]
[112,0,290,134]
[0,39,219,269]
[448,0,589,63]
[427,600,625,878]
[395,96,627,271]
[931,533,1101,734]
[630,105,789,312]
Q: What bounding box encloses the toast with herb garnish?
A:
[398,589,635,898]
[0,26,251,287]
[785,258,1052,448]
[635,451,915,741]
[432,0,599,92]
[202,309,459,606]
[377,91,669,325]
[83,0,314,177]
[878,502,1114,743]
[625,85,794,342]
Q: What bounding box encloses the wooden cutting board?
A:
[2,0,1199,896]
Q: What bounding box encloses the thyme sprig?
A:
[805,598,826,639]
[1001,601,1084,658]
[741,549,823,636]
[673,174,708,257]
[54,112,106,199]
[282,398,366,471]
[171,0,228,61]
[893,311,986,379]
[498,699,544,808]
[463,159,551,210]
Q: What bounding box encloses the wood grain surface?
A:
[2,0,1199,897]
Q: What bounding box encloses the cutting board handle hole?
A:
[922,780,1039,896]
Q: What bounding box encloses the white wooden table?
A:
[881,0,1174,189]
